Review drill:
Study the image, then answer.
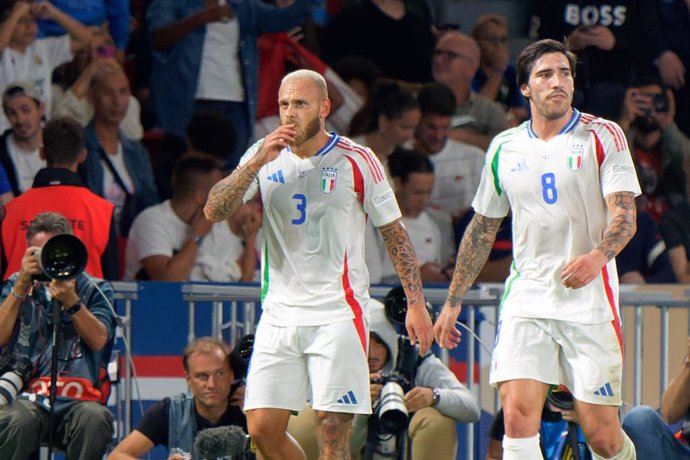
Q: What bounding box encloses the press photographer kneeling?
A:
[288,290,480,459]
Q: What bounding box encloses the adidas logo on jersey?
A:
[336,390,358,405]
[267,170,285,184]
[594,382,614,397]
[510,158,529,172]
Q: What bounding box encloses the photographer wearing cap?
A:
[622,337,690,460]
[0,211,116,460]
[289,298,480,459]
[108,337,248,460]
[618,77,690,222]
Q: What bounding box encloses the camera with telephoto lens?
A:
[0,354,32,406]
[370,287,423,436]
[32,234,88,282]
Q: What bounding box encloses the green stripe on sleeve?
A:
[491,145,503,196]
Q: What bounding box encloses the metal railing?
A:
[110,282,690,459]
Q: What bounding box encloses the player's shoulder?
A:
[486,123,529,155]
[576,112,628,152]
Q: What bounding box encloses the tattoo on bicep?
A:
[379,219,422,299]
[598,191,636,261]
[447,214,502,303]
[204,164,258,221]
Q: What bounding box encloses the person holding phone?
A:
[618,77,690,224]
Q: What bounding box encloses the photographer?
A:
[618,77,690,222]
[0,212,116,460]
[108,337,248,460]
[288,298,480,459]
[622,336,690,459]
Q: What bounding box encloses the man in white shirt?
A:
[0,81,46,195]
[366,148,455,285]
[125,154,258,282]
[414,81,485,222]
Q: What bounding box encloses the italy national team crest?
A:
[320,167,337,193]
[568,145,584,171]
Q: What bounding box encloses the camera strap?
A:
[99,148,132,197]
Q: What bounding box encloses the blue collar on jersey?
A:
[287,132,340,157]
[527,108,581,139]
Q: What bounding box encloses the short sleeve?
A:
[471,141,510,218]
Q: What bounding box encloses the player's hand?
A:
[434,304,462,349]
[405,302,433,356]
[404,386,434,412]
[560,250,607,289]
[202,0,233,23]
[250,125,296,168]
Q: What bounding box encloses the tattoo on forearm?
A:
[446,214,502,306]
[315,411,353,459]
[379,219,423,302]
[597,192,636,261]
[204,163,259,222]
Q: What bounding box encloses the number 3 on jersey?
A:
[541,173,558,204]
[292,194,306,224]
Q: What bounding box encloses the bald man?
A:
[432,31,509,150]
[204,69,433,460]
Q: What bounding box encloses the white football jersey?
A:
[240,133,402,326]
[472,109,641,324]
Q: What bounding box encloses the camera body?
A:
[0,355,32,406]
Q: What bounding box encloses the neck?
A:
[195,399,226,424]
[451,84,471,106]
[530,108,574,141]
[364,132,394,162]
[11,132,42,151]
[635,130,661,150]
[290,130,331,159]
[94,120,120,154]
[413,139,435,157]
[372,0,405,19]
[9,43,27,54]
[48,163,79,173]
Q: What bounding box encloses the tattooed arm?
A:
[434,213,503,349]
[204,162,261,222]
[204,124,296,222]
[560,191,637,289]
[379,218,433,355]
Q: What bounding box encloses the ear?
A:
[77,148,87,164]
[320,97,331,119]
[378,114,388,133]
[520,83,531,100]
[39,146,46,161]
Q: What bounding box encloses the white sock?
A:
[502,434,543,460]
[590,430,637,460]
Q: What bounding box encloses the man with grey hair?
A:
[432,31,509,150]
[204,69,433,459]
[0,211,116,459]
